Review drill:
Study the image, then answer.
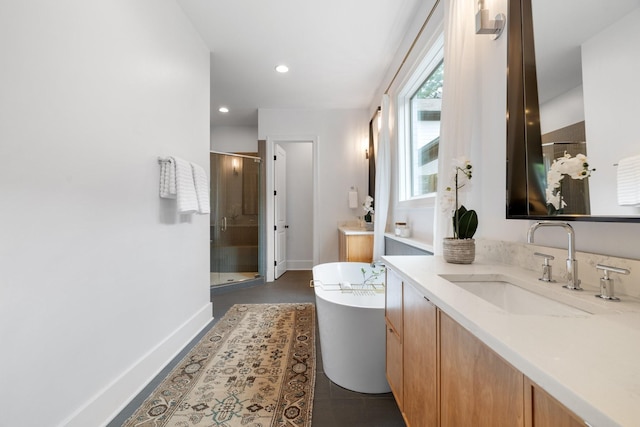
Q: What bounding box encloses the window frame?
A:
[397,36,444,207]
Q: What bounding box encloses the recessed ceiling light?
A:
[218,107,229,113]
[275,64,289,73]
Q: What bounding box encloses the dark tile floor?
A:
[110,270,405,426]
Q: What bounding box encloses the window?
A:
[410,59,443,196]
[398,40,444,202]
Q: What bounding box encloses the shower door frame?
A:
[210,151,265,290]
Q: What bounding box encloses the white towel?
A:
[159,158,176,199]
[174,157,199,214]
[191,162,210,215]
[348,190,358,209]
[617,154,640,206]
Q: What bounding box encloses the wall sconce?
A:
[365,149,369,159]
[232,158,240,175]
[475,0,505,40]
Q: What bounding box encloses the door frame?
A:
[265,136,318,282]
[274,143,287,279]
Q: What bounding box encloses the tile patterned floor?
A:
[110,270,405,426]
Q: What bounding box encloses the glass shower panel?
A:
[210,152,262,287]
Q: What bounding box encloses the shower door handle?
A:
[221,217,228,232]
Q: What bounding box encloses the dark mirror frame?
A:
[368,112,377,199]
[506,0,640,223]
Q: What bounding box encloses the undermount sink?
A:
[439,274,591,316]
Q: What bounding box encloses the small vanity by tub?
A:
[338,226,373,263]
[383,255,640,426]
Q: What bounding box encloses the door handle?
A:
[222,217,227,232]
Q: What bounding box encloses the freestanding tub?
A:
[312,262,390,394]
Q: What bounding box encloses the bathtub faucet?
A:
[370,260,386,269]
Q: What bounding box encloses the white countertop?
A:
[338,225,373,235]
[382,255,640,427]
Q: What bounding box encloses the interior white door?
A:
[274,144,288,279]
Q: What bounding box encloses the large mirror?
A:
[506,0,640,222]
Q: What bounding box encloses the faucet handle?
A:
[534,252,555,282]
[534,252,555,263]
[596,264,630,277]
[595,264,630,301]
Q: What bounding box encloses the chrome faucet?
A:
[370,260,386,268]
[527,221,582,291]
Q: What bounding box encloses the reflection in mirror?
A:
[506,0,640,221]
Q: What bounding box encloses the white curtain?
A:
[373,94,391,261]
[434,0,480,254]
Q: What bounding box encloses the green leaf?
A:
[457,210,478,239]
[452,205,469,238]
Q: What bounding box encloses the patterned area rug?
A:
[124,303,315,427]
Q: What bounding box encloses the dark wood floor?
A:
[110,270,405,426]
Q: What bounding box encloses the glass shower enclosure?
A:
[210,152,263,288]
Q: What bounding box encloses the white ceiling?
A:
[177,0,426,127]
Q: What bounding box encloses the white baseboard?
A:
[287,260,313,270]
[62,302,213,427]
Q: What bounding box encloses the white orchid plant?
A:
[545,152,595,211]
[442,157,478,239]
[363,195,374,222]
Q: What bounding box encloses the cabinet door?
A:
[345,234,373,262]
[403,283,438,427]
[440,311,524,427]
[385,269,403,334]
[386,320,403,410]
[524,377,584,427]
[338,231,346,261]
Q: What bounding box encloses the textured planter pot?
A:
[442,238,475,264]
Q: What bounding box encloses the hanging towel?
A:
[191,162,210,215]
[348,190,359,209]
[616,154,640,206]
[173,157,199,214]
[159,158,177,199]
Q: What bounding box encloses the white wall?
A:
[539,85,585,134]
[372,0,640,260]
[211,125,258,153]
[259,109,369,263]
[582,8,640,216]
[280,142,314,269]
[472,0,531,252]
[0,1,212,426]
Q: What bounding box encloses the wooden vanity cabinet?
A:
[385,269,438,426]
[385,267,585,427]
[338,230,373,262]
[386,321,403,409]
[385,269,404,410]
[524,377,584,427]
[440,311,524,427]
[403,282,438,427]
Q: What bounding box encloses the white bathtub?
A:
[312,262,390,394]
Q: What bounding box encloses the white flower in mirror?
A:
[545,152,594,210]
